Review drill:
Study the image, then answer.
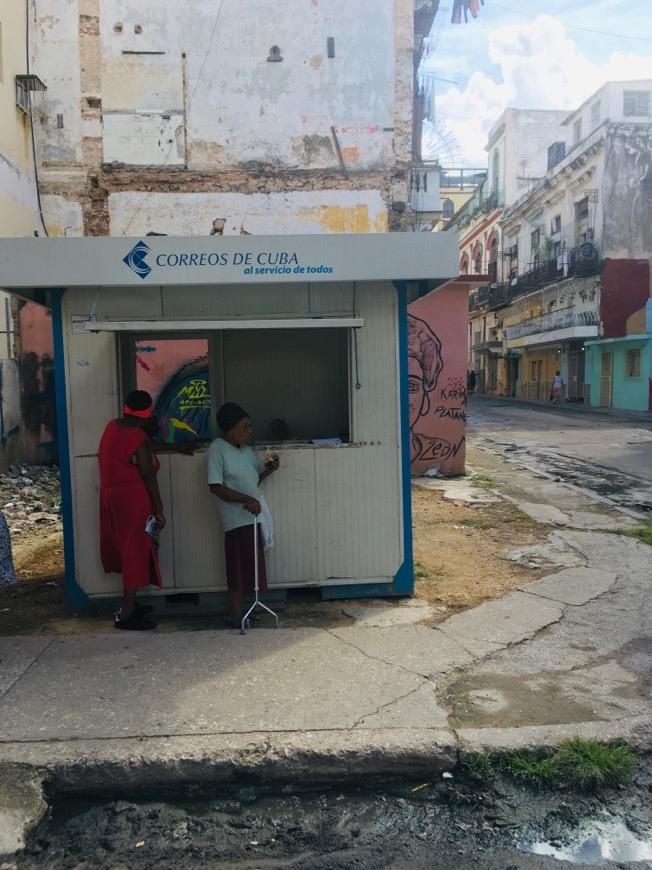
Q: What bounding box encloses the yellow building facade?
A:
[0,1,39,237]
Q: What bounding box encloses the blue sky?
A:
[420,0,652,166]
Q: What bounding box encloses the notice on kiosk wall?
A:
[72,314,96,333]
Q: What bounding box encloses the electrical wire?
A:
[487,1,652,43]
[352,283,361,389]
[26,0,48,237]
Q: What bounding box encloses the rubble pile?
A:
[0,465,63,536]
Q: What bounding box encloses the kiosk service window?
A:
[121,328,350,445]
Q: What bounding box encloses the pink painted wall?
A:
[408,283,468,475]
[18,303,56,464]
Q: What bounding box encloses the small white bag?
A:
[258,493,274,550]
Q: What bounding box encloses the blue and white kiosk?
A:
[0,233,458,609]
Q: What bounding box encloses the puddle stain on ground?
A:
[491,441,652,514]
[523,818,652,864]
[437,671,600,729]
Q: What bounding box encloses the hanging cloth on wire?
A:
[451,0,483,22]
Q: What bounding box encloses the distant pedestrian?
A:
[467,369,476,394]
[551,371,564,403]
[0,510,17,590]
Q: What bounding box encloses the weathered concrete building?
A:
[447,109,567,395]
[494,81,652,410]
[31,0,440,237]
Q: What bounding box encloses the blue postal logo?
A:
[123,240,152,279]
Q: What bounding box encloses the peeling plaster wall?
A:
[109,189,389,236]
[180,0,396,171]
[31,0,416,236]
[31,0,84,169]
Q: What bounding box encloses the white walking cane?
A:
[241,512,279,635]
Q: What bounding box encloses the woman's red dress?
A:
[98,420,162,590]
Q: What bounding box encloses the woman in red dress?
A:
[98,390,165,630]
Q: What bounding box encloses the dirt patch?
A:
[0,486,550,637]
[411,486,549,622]
[12,529,64,582]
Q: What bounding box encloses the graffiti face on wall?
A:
[407,313,465,467]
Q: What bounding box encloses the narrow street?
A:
[466,396,652,514]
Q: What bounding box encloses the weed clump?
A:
[614,515,652,548]
[462,737,635,793]
[554,736,635,791]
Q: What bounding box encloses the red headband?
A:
[124,404,153,419]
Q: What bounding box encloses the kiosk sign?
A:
[122,240,333,280]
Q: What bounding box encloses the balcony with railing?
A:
[505,306,599,341]
[483,243,601,310]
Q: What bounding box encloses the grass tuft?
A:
[502,751,559,789]
[461,738,635,792]
[554,736,635,791]
[462,752,500,782]
[614,514,652,548]
[458,516,495,529]
[472,473,495,490]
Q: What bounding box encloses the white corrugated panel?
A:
[166,453,225,589]
[162,284,312,318]
[260,448,319,586]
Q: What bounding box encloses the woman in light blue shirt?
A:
[207,403,279,626]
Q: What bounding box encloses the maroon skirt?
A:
[224,524,268,593]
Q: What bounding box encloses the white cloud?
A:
[429,13,652,166]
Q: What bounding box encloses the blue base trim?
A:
[321,582,395,600]
[392,557,414,596]
[51,289,88,609]
[395,282,414,595]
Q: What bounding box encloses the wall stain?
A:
[296,204,373,234]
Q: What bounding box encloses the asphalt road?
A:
[466,396,652,512]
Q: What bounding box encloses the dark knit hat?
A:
[216,402,249,433]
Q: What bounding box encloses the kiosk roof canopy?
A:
[0,233,458,295]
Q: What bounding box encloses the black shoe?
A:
[135,603,154,616]
[115,612,157,631]
[224,615,251,629]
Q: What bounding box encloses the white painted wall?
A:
[35,0,401,171]
[486,109,567,208]
[563,80,652,143]
[110,189,389,236]
[30,0,84,169]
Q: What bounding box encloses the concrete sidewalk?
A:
[1,476,651,855]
